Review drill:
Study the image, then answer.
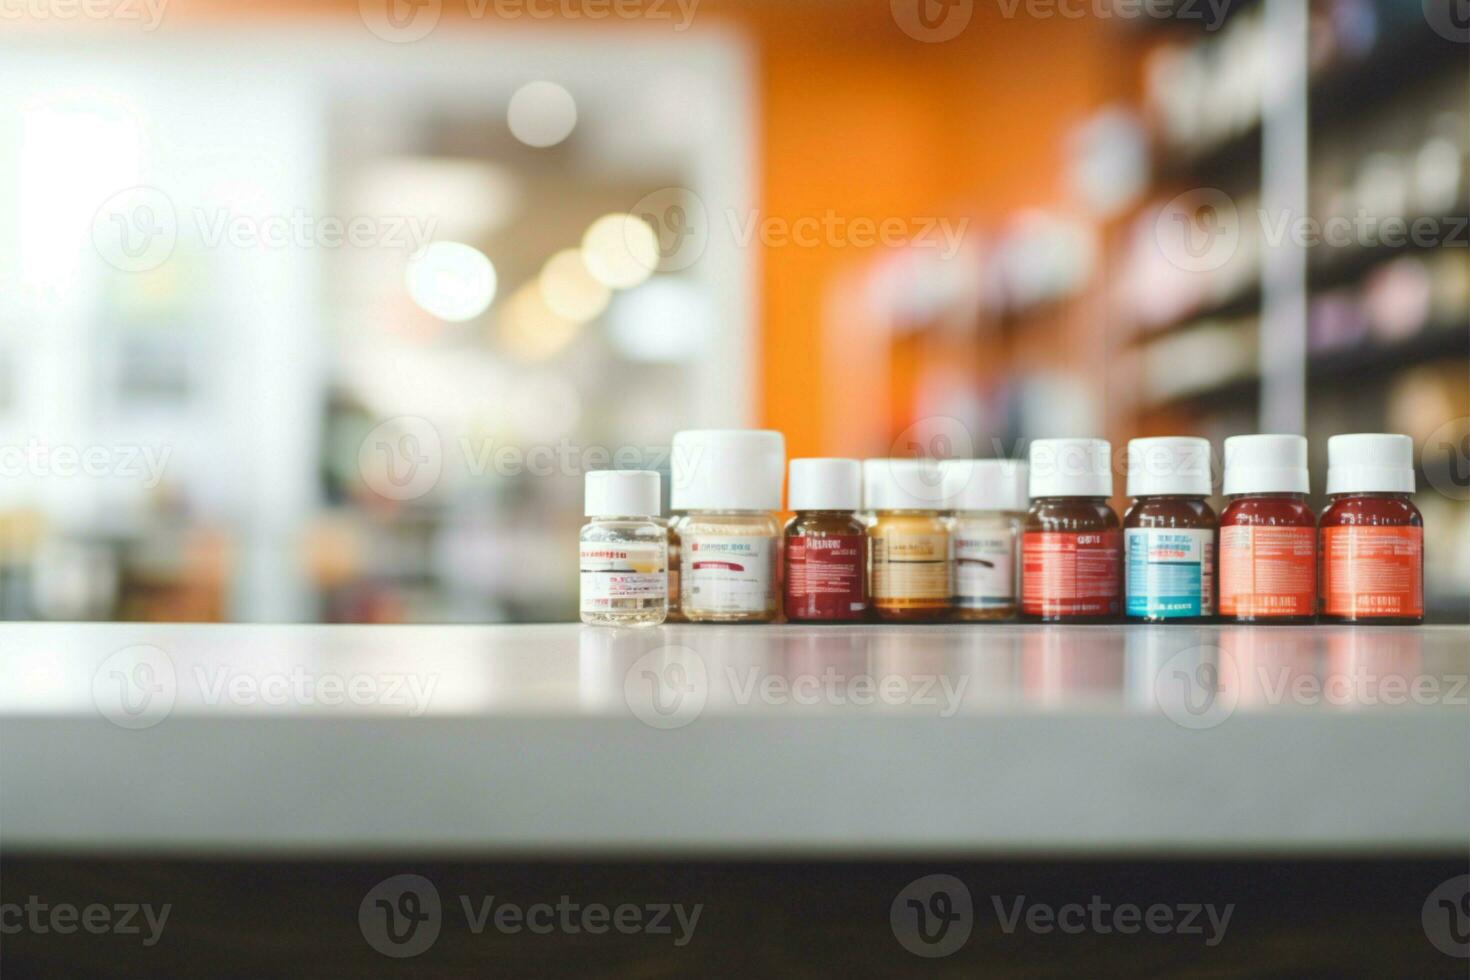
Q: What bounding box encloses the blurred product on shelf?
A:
[1319,433,1424,624]
[671,430,784,624]
[942,458,1028,622]
[783,459,867,624]
[661,515,683,624]
[578,470,666,628]
[1021,439,1121,624]
[1218,435,1319,625]
[866,459,952,623]
[1123,437,1217,622]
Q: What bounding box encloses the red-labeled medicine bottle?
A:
[1319,434,1424,624]
[783,458,867,622]
[1021,438,1121,623]
[1218,435,1318,624]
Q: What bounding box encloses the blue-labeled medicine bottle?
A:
[1123,437,1217,623]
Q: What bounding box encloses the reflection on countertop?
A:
[0,622,1464,721]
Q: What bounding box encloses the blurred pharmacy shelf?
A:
[1,622,1466,858]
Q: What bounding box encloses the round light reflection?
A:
[405,241,497,322]
[581,213,659,290]
[538,248,611,323]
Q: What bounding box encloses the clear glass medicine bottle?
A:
[941,458,1029,621]
[579,470,667,627]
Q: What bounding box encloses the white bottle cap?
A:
[1327,433,1415,495]
[1028,438,1112,498]
[669,429,785,512]
[1126,437,1213,498]
[941,459,1029,511]
[585,469,661,518]
[864,458,948,511]
[1222,434,1309,496]
[788,458,861,511]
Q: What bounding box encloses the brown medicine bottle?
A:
[1218,435,1317,624]
[1021,438,1121,623]
[865,459,951,622]
[783,459,867,622]
[1319,434,1424,624]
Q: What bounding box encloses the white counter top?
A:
[2,622,1466,857]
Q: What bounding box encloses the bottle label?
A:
[953,530,1016,609]
[871,533,950,605]
[1322,525,1423,619]
[579,542,666,613]
[1021,531,1121,618]
[683,535,775,614]
[1125,528,1214,618]
[785,535,866,620]
[1219,525,1316,618]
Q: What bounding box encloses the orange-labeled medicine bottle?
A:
[1219,435,1317,624]
[1021,438,1121,623]
[865,459,951,622]
[1319,433,1424,625]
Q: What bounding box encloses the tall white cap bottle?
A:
[1222,435,1310,496]
[1327,433,1415,495]
[1028,438,1113,498]
[1126,437,1213,498]
[670,430,785,512]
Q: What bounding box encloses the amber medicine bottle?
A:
[1123,437,1217,623]
[783,458,867,622]
[1021,438,1121,623]
[941,458,1028,621]
[1319,433,1424,624]
[671,429,784,623]
[866,459,951,622]
[579,470,667,627]
[1218,435,1317,624]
